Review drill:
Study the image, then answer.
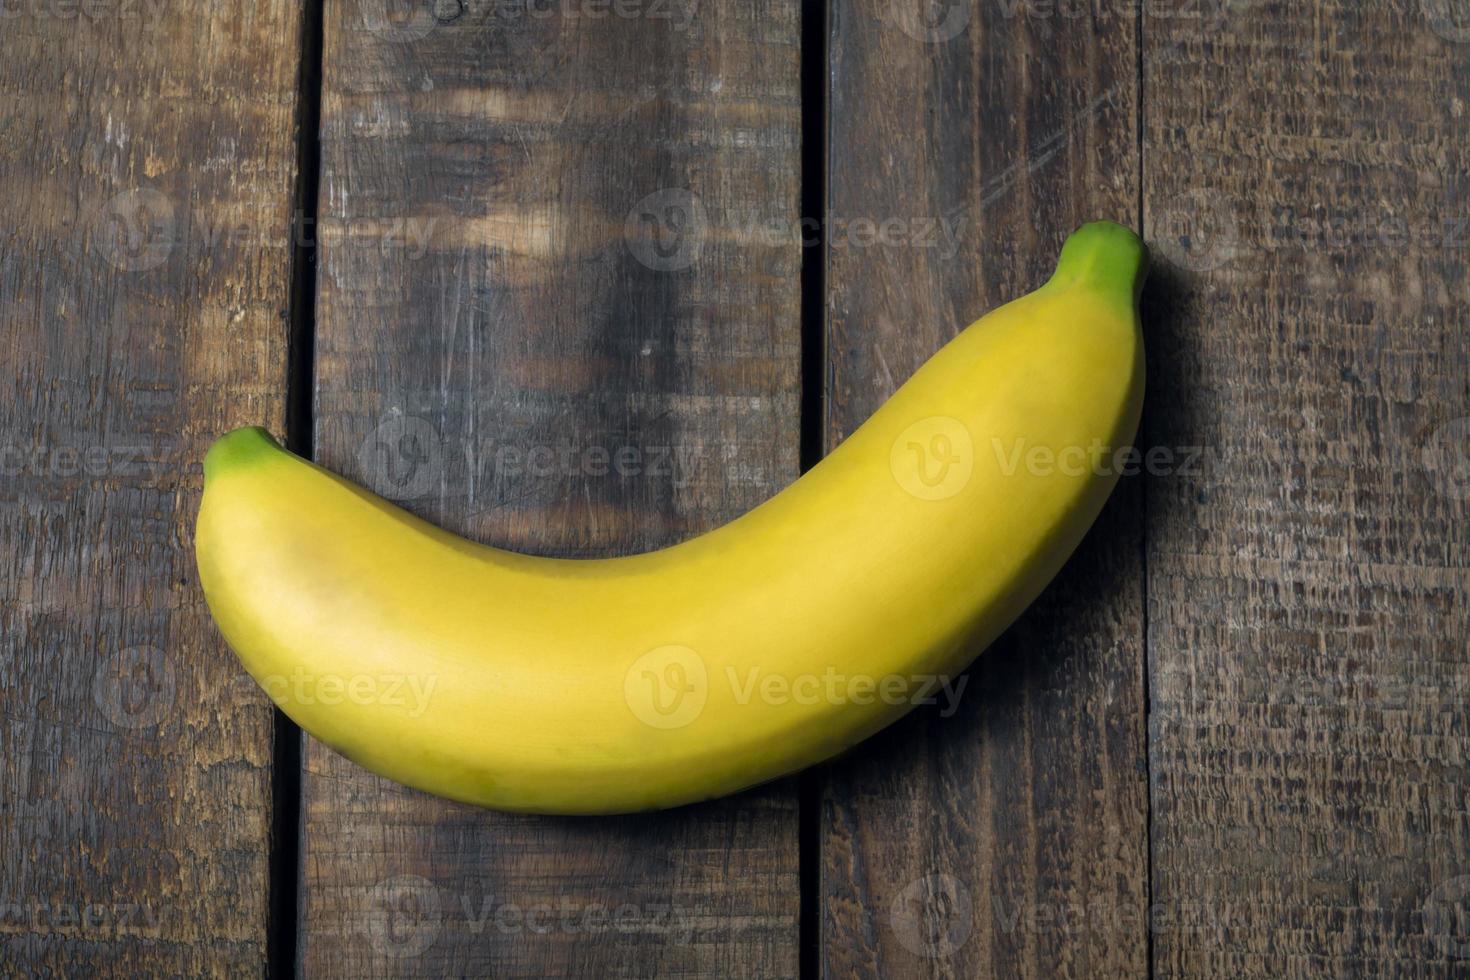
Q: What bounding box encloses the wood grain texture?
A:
[819,1,1146,977]
[301,0,803,975]
[1144,0,1470,976]
[0,4,304,976]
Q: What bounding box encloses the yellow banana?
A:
[196,221,1147,814]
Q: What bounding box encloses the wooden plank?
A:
[1144,2,1470,976]
[819,2,1146,977]
[301,1,803,976]
[0,4,304,976]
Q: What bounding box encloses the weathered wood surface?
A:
[301,0,804,976]
[0,3,304,976]
[5,1,1470,977]
[819,2,1148,978]
[1144,1,1470,976]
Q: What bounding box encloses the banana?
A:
[196,220,1147,814]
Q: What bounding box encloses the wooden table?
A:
[3,1,1468,976]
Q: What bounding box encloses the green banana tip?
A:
[204,426,283,484]
[1051,220,1149,304]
